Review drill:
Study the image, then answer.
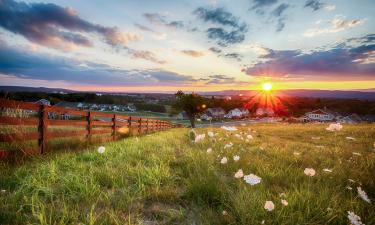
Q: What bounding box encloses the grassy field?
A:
[0,124,374,224]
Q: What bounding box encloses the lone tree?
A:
[172,91,206,128]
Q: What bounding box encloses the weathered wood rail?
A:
[0,99,174,157]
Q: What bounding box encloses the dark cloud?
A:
[127,49,166,64]
[304,0,325,11]
[207,28,246,46]
[271,3,290,32]
[180,50,205,57]
[0,0,140,50]
[193,7,248,46]
[209,47,222,53]
[223,53,243,61]
[198,75,235,84]
[250,0,278,15]
[143,13,184,28]
[134,23,155,32]
[242,35,375,78]
[0,44,191,86]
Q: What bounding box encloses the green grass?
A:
[0,124,374,224]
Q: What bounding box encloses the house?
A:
[225,108,249,119]
[35,99,50,106]
[255,107,275,117]
[305,108,335,122]
[201,114,212,121]
[127,103,137,112]
[204,108,226,119]
[337,113,362,124]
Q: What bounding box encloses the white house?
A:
[225,108,249,119]
[255,107,275,117]
[305,109,335,122]
[204,108,226,119]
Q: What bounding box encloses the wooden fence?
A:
[0,99,174,158]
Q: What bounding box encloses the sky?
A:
[0,0,374,92]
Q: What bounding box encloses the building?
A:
[305,108,336,122]
[204,108,226,119]
[225,108,250,119]
[35,99,50,106]
[337,113,362,124]
[176,111,189,120]
[255,107,275,117]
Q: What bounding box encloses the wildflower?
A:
[207,131,214,138]
[235,134,241,139]
[346,136,356,141]
[316,145,325,148]
[222,210,228,216]
[347,211,364,225]
[244,174,262,185]
[323,168,333,173]
[224,142,233,149]
[281,199,288,206]
[1,189,5,193]
[97,146,105,154]
[246,134,253,140]
[346,186,353,190]
[207,148,212,153]
[233,155,240,161]
[279,193,286,198]
[261,220,265,224]
[234,169,244,178]
[311,137,321,140]
[264,201,275,211]
[221,126,237,131]
[357,187,371,203]
[304,168,316,176]
[326,123,343,131]
[352,152,362,156]
[349,179,355,183]
[195,134,206,143]
[220,157,228,164]
[293,152,300,156]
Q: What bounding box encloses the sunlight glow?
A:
[262,82,273,92]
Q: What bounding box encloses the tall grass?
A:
[0,124,374,224]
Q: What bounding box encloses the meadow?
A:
[0,124,374,224]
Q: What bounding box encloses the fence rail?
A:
[0,99,174,157]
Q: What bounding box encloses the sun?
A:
[262,82,273,92]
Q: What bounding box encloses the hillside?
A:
[0,124,374,224]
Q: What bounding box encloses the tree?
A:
[172,91,206,128]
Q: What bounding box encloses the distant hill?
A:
[0,86,78,93]
[1,86,375,100]
[201,89,375,100]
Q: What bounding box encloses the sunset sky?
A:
[0,0,374,92]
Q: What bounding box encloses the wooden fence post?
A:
[146,119,149,134]
[128,116,132,135]
[112,114,117,140]
[87,111,92,142]
[138,118,142,135]
[38,104,48,154]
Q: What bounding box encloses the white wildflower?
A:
[304,168,316,177]
[346,136,356,141]
[293,152,300,156]
[281,199,288,206]
[234,169,244,178]
[279,193,286,198]
[323,168,333,173]
[357,187,371,203]
[207,148,212,153]
[233,155,240,161]
[311,137,321,140]
[264,201,275,211]
[346,186,353,190]
[1,189,5,193]
[326,123,343,132]
[261,220,265,224]
[222,210,228,216]
[246,134,253,140]
[221,126,237,131]
[207,131,214,138]
[244,174,262,185]
[235,134,241,139]
[347,211,364,225]
[220,157,228,164]
[349,179,355,183]
[224,142,233,149]
[195,134,206,143]
[97,146,105,154]
[352,152,362,156]
[316,145,325,148]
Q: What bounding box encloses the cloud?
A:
[143,13,184,28]
[193,7,248,46]
[198,74,249,85]
[304,16,366,37]
[250,0,278,14]
[304,0,324,11]
[0,43,191,86]
[209,47,222,53]
[180,50,205,57]
[271,3,290,32]
[242,34,375,78]
[127,49,166,64]
[0,0,140,50]
[134,23,155,32]
[223,53,243,61]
